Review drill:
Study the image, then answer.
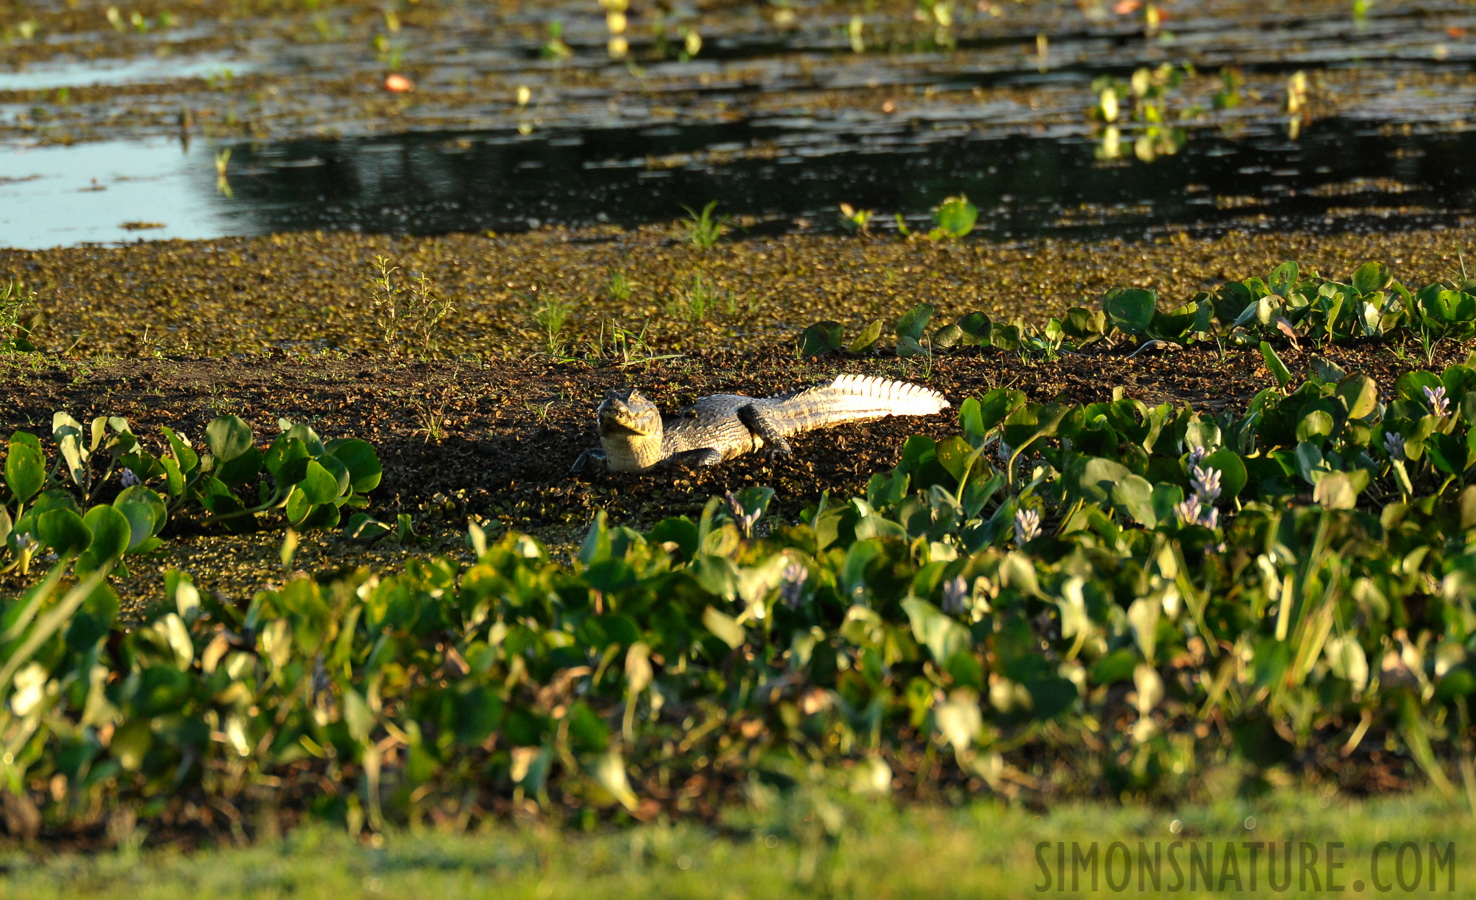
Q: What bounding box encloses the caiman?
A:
[571,374,950,474]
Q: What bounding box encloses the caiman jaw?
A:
[597,388,666,472]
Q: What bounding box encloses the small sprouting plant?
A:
[534,295,575,357]
[541,21,572,59]
[679,200,731,250]
[412,373,457,444]
[0,279,39,352]
[368,256,455,357]
[667,272,737,322]
[1416,318,1444,367]
[587,319,681,370]
[839,203,874,236]
[606,269,635,303]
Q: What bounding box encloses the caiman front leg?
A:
[570,447,607,473]
[738,404,793,456]
[668,448,725,467]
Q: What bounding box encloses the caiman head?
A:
[596,387,666,473]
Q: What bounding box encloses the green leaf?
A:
[1351,261,1390,296]
[847,319,884,353]
[37,508,90,556]
[205,416,253,462]
[1335,374,1379,419]
[160,426,198,474]
[1202,449,1248,499]
[317,453,352,500]
[4,440,45,503]
[930,195,977,238]
[798,321,844,357]
[215,446,264,487]
[297,460,339,505]
[345,513,392,541]
[159,454,183,496]
[266,436,310,484]
[990,322,1022,352]
[1395,370,1443,404]
[701,606,745,649]
[323,439,382,493]
[931,323,964,349]
[1061,306,1105,341]
[1313,470,1367,510]
[936,436,983,484]
[1295,409,1334,445]
[1259,341,1292,390]
[895,303,936,341]
[956,312,992,345]
[1111,475,1157,528]
[1074,457,1132,506]
[53,412,86,488]
[77,505,131,574]
[895,335,927,358]
[647,517,698,561]
[114,500,161,549]
[284,422,326,456]
[1269,261,1299,296]
[1102,287,1156,335]
[902,598,971,666]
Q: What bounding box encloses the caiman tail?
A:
[772,374,950,435]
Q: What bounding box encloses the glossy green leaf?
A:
[1102,287,1156,335]
[5,440,45,504]
[37,508,90,556]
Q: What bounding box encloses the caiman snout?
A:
[597,387,661,437]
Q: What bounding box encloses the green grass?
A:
[7,790,1473,899]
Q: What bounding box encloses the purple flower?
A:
[779,560,808,609]
[1191,465,1222,503]
[1424,385,1450,418]
[120,468,140,487]
[942,575,969,615]
[1175,496,1219,529]
[1174,497,1201,527]
[1014,508,1041,545]
[1383,432,1406,461]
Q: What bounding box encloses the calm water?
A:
[1,116,1473,249]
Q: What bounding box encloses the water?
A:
[0,139,230,246]
[2,117,1473,250]
[0,51,248,92]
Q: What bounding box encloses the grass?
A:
[666,272,749,323]
[679,200,731,250]
[6,790,1471,899]
[533,295,574,357]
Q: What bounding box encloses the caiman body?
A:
[573,374,950,474]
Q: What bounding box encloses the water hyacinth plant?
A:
[799,260,1476,364]
[7,350,1476,840]
[1,411,383,577]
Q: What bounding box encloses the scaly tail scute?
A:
[774,374,950,435]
